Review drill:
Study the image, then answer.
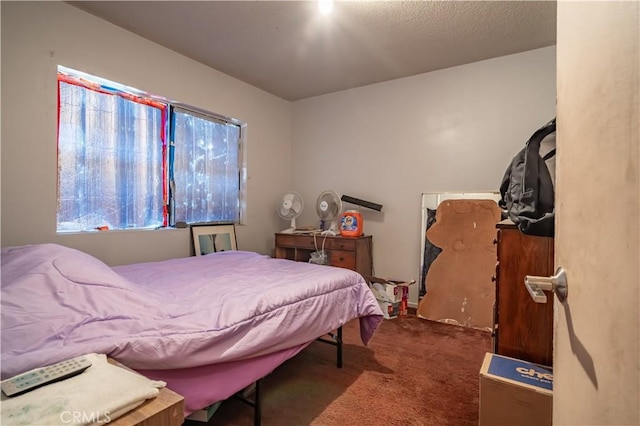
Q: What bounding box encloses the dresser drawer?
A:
[326,238,356,251]
[275,234,357,251]
[328,250,356,270]
[274,233,372,277]
[275,234,315,249]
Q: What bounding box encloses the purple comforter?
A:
[1,244,382,379]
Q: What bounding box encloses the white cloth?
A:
[0,353,165,425]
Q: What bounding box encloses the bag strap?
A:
[520,119,556,210]
[542,148,556,161]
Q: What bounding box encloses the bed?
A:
[1,243,383,422]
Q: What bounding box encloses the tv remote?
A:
[1,355,92,397]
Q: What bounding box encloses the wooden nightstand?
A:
[107,358,185,426]
[111,386,184,426]
[274,233,373,277]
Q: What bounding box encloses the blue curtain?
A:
[57,82,164,231]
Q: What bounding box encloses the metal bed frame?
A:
[232,326,343,426]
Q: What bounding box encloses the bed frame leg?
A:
[253,378,262,426]
[315,326,343,368]
[336,326,343,368]
[232,378,263,426]
[237,325,344,424]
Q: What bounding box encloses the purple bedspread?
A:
[1,244,383,379]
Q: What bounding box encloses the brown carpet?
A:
[185,314,492,426]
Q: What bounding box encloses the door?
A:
[555,2,639,425]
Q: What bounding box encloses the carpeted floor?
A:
[185,314,492,426]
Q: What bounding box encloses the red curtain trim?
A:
[58,72,170,226]
[57,73,167,110]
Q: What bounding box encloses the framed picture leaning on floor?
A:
[191,223,237,256]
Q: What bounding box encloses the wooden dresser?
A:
[274,233,372,277]
[494,220,554,366]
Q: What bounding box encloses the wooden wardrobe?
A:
[493,220,554,366]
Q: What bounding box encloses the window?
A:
[57,66,245,232]
[171,108,241,225]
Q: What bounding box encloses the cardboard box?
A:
[479,353,552,426]
[368,277,414,303]
[186,382,255,422]
[368,277,415,319]
[377,300,401,319]
[186,401,222,422]
[399,297,408,316]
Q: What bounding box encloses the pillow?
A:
[46,244,137,289]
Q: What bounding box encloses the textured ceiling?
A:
[69,1,557,101]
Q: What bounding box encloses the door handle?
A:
[525,267,568,303]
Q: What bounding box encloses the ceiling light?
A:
[318,0,333,15]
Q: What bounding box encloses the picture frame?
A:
[191,223,237,256]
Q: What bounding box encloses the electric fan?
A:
[316,190,343,235]
[277,191,304,233]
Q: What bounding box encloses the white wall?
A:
[1,2,293,265]
[292,46,557,305]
